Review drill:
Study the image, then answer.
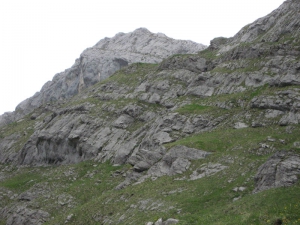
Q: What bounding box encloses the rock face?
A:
[148,146,210,177]
[0,0,300,192]
[0,28,205,127]
[219,0,300,52]
[253,151,300,193]
[5,206,49,225]
[1,1,300,224]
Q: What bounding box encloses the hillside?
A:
[0,28,205,128]
[1,0,300,224]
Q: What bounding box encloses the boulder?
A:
[113,114,134,129]
[6,206,49,225]
[190,163,227,180]
[253,151,300,193]
[148,146,210,177]
[234,122,248,129]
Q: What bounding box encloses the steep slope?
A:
[223,0,300,47]
[0,28,205,127]
[1,0,300,224]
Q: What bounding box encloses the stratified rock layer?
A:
[0,28,205,127]
[254,151,300,193]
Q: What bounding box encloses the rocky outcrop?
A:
[4,206,49,225]
[147,146,210,177]
[158,55,211,73]
[1,28,205,126]
[1,1,300,224]
[0,0,300,194]
[253,151,300,193]
[0,112,15,128]
[220,0,300,52]
[146,218,179,225]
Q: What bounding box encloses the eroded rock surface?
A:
[253,151,300,193]
[0,28,205,127]
[5,206,49,225]
[148,146,210,177]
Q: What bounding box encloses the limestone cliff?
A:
[1,1,300,224]
[0,28,205,127]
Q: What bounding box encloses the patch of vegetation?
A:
[211,58,262,74]
[197,48,219,60]
[176,104,215,114]
[104,63,157,87]
[0,115,35,152]
[0,168,45,192]
[165,125,300,155]
[249,84,269,99]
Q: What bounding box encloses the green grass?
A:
[198,48,219,60]
[104,63,157,87]
[1,49,300,225]
[176,104,214,114]
[0,169,45,191]
[0,115,35,152]
[211,59,262,74]
[165,125,300,155]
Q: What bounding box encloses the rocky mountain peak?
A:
[1,1,300,224]
[0,28,206,127]
[93,27,204,57]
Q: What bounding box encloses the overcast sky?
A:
[0,0,285,115]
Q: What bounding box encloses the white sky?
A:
[0,0,285,115]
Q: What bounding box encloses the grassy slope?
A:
[0,49,300,225]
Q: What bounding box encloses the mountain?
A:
[0,28,205,128]
[1,1,300,224]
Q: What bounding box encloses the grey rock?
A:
[220,0,300,49]
[245,73,272,87]
[148,93,161,104]
[232,187,246,192]
[0,133,21,164]
[279,112,300,125]
[265,109,285,118]
[251,121,264,128]
[121,104,143,118]
[152,132,174,144]
[139,111,157,122]
[57,193,75,207]
[234,122,248,129]
[150,218,179,225]
[135,82,150,93]
[128,145,166,171]
[279,74,300,87]
[209,37,229,50]
[0,112,15,128]
[134,161,152,172]
[18,192,35,201]
[115,171,142,190]
[190,163,227,180]
[294,142,300,148]
[251,91,300,112]
[186,86,214,97]
[148,146,210,177]
[155,218,163,225]
[6,206,50,225]
[65,214,74,223]
[113,114,134,129]
[233,197,241,202]
[159,55,209,73]
[253,151,300,193]
[1,28,206,126]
